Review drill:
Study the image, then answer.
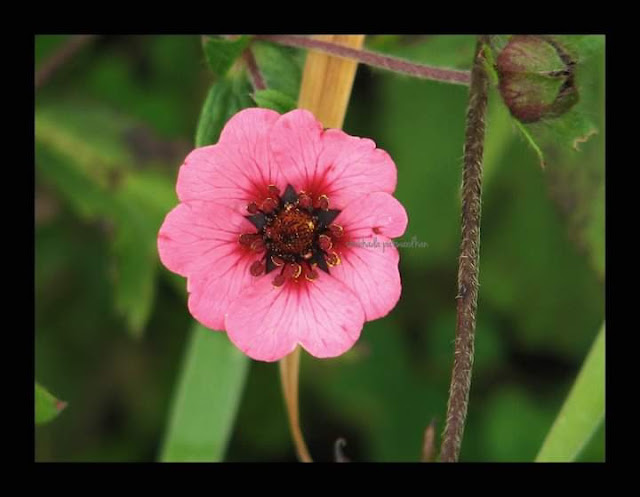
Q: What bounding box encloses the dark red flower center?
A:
[239,184,343,286]
[267,206,316,256]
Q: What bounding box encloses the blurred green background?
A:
[35,35,605,462]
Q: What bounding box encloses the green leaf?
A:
[202,35,251,78]
[197,39,301,146]
[160,323,250,461]
[35,102,177,337]
[252,88,297,113]
[513,119,546,168]
[112,171,178,336]
[575,420,605,462]
[554,35,605,61]
[120,170,178,220]
[35,141,118,221]
[525,106,598,154]
[110,194,158,337]
[584,184,605,279]
[35,382,67,425]
[251,41,303,101]
[194,80,232,147]
[35,104,134,193]
[195,75,254,147]
[536,323,605,462]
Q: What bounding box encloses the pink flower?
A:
[158,108,408,362]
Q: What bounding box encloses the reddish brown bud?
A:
[497,36,578,123]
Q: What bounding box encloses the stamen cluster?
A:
[239,184,344,286]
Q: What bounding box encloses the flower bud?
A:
[496,36,579,123]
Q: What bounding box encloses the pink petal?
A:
[270,110,397,209]
[176,108,281,211]
[336,192,408,239]
[158,200,259,330]
[268,109,323,192]
[330,237,401,321]
[316,129,397,209]
[225,272,365,362]
[187,252,259,330]
[329,192,408,320]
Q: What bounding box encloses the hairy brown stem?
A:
[35,35,96,90]
[440,36,490,463]
[254,35,470,86]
